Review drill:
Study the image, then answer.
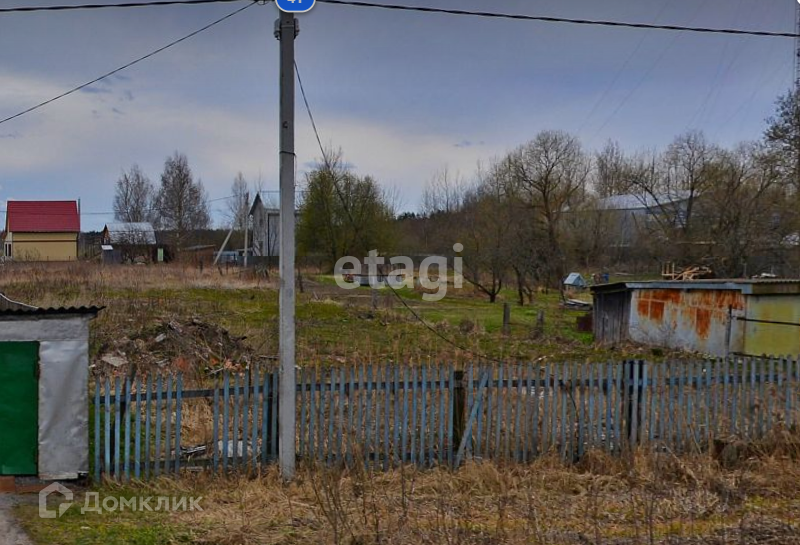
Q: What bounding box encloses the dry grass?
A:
[0,261,273,296]
[0,262,673,368]
[85,447,800,545]
[10,262,799,544]
[18,445,800,545]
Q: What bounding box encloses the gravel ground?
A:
[0,496,33,545]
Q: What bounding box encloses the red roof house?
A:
[3,201,80,261]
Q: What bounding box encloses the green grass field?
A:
[0,263,657,370]
[4,263,799,545]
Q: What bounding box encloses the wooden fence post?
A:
[624,360,645,449]
[452,369,466,466]
[624,360,633,450]
[270,371,280,462]
[502,304,511,336]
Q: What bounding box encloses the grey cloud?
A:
[454,140,485,148]
[81,86,112,95]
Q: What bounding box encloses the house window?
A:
[4,243,11,257]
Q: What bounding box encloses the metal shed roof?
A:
[6,201,80,233]
[563,272,587,287]
[0,293,102,317]
[103,222,157,245]
[591,279,800,296]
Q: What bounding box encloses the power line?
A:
[685,0,761,131]
[295,60,326,169]
[0,1,255,126]
[0,0,246,14]
[295,60,508,363]
[0,194,236,216]
[795,0,800,92]
[316,0,800,39]
[591,0,711,139]
[577,0,672,134]
[6,0,797,39]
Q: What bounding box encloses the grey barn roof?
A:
[104,222,157,245]
[591,279,800,296]
[595,190,692,211]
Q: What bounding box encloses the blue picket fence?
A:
[93,357,800,481]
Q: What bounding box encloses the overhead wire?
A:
[0,194,237,216]
[0,1,256,126]
[685,0,759,131]
[295,60,509,364]
[577,0,672,134]
[0,0,246,13]
[4,0,797,39]
[0,0,794,129]
[2,0,798,39]
[315,0,800,39]
[591,0,711,139]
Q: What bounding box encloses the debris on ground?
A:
[562,297,593,311]
[96,317,259,378]
[662,262,715,281]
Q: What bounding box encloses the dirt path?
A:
[0,496,33,545]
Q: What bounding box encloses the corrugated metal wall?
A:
[628,288,745,356]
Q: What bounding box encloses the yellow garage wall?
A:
[744,295,800,357]
[11,232,78,261]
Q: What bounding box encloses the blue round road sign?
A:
[276,0,315,13]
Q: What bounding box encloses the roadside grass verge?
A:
[16,445,800,545]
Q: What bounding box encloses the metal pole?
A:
[213,225,235,266]
[276,10,297,480]
[243,191,249,268]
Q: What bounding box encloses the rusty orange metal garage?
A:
[592,280,800,357]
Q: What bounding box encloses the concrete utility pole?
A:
[796,1,800,94]
[243,191,249,268]
[275,10,298,480]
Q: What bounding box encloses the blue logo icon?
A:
[276,0,315,13]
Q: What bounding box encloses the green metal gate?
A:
[0,342,38,475]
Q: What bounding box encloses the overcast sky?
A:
[0,0,795,230]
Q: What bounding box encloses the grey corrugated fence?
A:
[93,357,800,481]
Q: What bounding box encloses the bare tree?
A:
[512,130,591,286]
[421,168,467,216]
[458,161,517,303]
[113,165,154,223]
[594,140,636,197]
[765,89,800,192]
[663,131,716,241]
[420,168,470,254]
[227,172,250,232]
[699,143,783,276]
[624,132,716,263]
[561,193,616,269]
[153,152,210,251]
